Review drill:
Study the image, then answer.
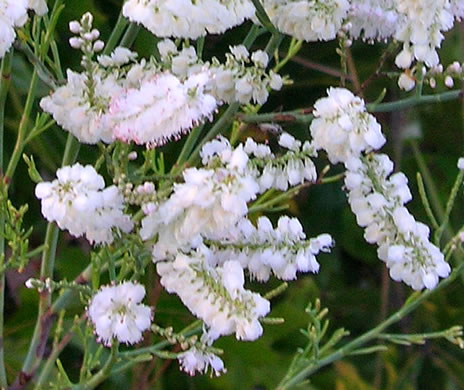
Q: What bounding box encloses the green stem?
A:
[435,170,464,244]
[251,0,277,33]
[14,135,80,388]
[76,343,119,390]
[320,172,345,184]
[414,63,425,98]
[416,172,439,230]
[14,41,58,88]
[249,184,306,214]
[5,70,39,180]
[0,49,13,390]
[103,13,129,55]
[238,90,464,124]
[410,140,444,222]
[265,33,283,58]
[0,49,13,179]
[13,12,134,389]
[121,322,203,358]
[274,39,303,73]
[34,318,84,390]
[369,89,463,112]
[19,222,59,375]
[184,102,240,168]
[119,23,141,48]
[243,24,263,49]
[171,124,205,174]
[276,264,464,389]
[238,111,313,124]
[181,25,275,168]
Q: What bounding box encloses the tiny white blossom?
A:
[97,47,137,67]
[251,50,269,67]
[230,45,249,61]
[458,158,464,170]
[398,72,416,91]
[88,282,152,346]
[178,347,226,377]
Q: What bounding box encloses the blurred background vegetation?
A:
[4,1,464,389]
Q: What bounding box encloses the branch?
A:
[238,90,464,124]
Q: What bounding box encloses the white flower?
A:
[40,69,123,144]
[451,0,464,20]
[157,39,178,59]
[278,132,301,151]
[0,0,29,59]
[88,282,152,346]
[28,0,47,15]
[347,0,399,41]
[157,251,270,340]
[457,158,464,170]
[230,45,249,61]
[178,347,226,376]
[246,135,317,192]
[394,0,454,68]
[209,216,333,281]
[251,50,269,68]
[398,72,416,91]
[345,154,450,290]
[310,87,386,164]
[0,0,47,58]
[97,47,138,67]
[263,0,349,42]
[35,163,133,245]
[141,164,259,259]
[122,0,255,39]
[208,46,283,105]
[395,47,414,69]
[110,71,217,147]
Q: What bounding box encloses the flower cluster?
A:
[141,133,321,259]
[119,0,464,75]
[263,0,349,42]
[161,42,283,105]
[35,163,133,245]
[310,87,385,164]
[157,251,270,341]
[41,21,283,147]
[346,0,398,42]
[345,154,451,290]
[110,71,217,146]
[122,0,255,39]
[141,152,260,260]
[310,87,450,290]
[208,216,333,281]
[178,347,226,377]
[201,133,317,193]
[248,134,317,192]
[0,0,47,58]
[139,133,332,356]
[393,0,454,69]
[88,282,152,345]
[41,18,217,146]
